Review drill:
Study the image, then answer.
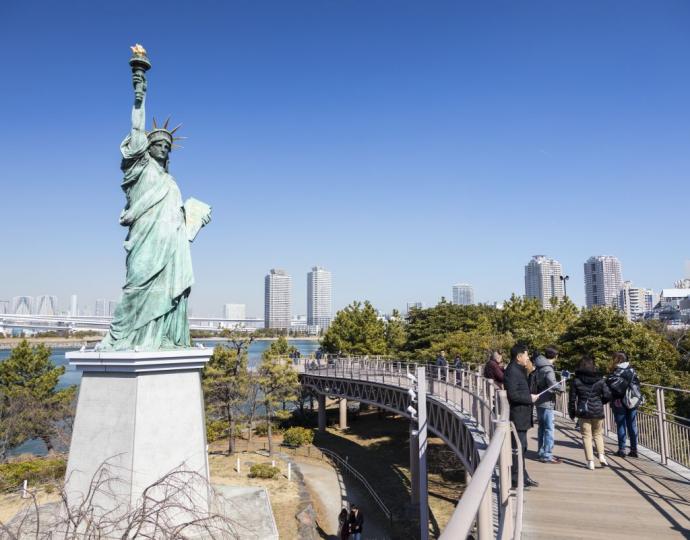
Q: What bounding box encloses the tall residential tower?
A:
[524,255,565,309]
[307,266,332,331]
[584,255,622,308]
[452,283,475,305]
[265,269,292,330]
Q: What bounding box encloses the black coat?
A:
[568,370,611,419]
[348,510,364,533]
[504,360,534,430]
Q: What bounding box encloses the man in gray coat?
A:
[534,346,562,464]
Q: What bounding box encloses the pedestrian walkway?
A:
[295,457,390,539]
[523,418,690,539]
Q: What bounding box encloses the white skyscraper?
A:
[265,269,292,330]
[307,266,332,330]
[35,295,58,316]
[95,299,108,317]
[452,283,475,306]
[70,295,78,317]
[618,281,655,321]
[224,303,246,320]
[584,255,622,308]
[0,300,9,314]
[524,255,565,309]
[12,296,33,315]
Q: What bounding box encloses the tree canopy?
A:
[321,301,387,355]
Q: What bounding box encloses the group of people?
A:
[338,505,364,540]
[484,344,642,487]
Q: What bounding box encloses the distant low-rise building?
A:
[617,282,655,321]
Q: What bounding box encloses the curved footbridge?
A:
[293,358,690,539]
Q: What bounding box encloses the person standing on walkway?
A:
[338,508,349,540]
[534,346,563,464]
[484,350,505,389]
[348,504,364,540]
[505,343,539,488]
[436,350,448,381]
[606,352,641,458]
[568,356,611,469]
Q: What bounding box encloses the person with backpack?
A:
[606,352,642,458]
[568,356,611,469]
[532,346,563,464]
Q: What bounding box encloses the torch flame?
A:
[130,43,147,57]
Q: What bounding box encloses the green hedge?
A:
[282,427,314,447]
[206,419,227,443]
[0,457,66,492]
[248,463,280,479]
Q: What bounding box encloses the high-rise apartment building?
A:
[524,255,565,309]
[224,303,246,320]
[95,299,108,317]
[265,269,292,330]
[35,295,58,316]
[618,281,655,321]
[307,266,332,330]
[452,283,475,306]
[584,255,622,308]
[12,296,33,315]
[70,295,78,317]
[406,302,424,313]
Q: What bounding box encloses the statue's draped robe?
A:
[99,133,193,350]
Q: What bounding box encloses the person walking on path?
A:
[568,356,612,470]
[534,346,563,464]
[435,350,448,381]
[338,508,349,540]
[505,343,539,488]
[348,505,364,540]
[484,350,505,389]
[606,352,641,458]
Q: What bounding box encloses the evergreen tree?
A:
[321,301,387,355]
[385,309,407,355]
[0,340,75,460]
[257,337,299,455]
[202,345,250,454]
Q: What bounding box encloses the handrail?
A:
[297,356,524,538]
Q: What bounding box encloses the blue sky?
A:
[1,1,689,317]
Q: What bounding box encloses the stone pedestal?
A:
[64,348,212,521]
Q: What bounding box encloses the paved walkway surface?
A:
[295,458,390,539]
[523,418,690,539]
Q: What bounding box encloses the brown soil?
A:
[313,408,465,539]
[209,451,302,540]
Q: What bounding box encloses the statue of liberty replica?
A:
[100,43,211,351]
[63,46,219,530]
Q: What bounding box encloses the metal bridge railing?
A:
[554,380,690,469]
[293,356,523,539]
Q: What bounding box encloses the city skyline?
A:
[2,4,690,315]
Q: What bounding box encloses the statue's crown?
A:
[147,116,185,149]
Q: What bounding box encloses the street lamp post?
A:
[560,275,570,299]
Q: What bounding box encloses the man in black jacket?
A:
[505,343,539,488]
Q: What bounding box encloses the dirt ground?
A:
[313,408,466,539]
[0,488,60,524]
[209,450,301,540]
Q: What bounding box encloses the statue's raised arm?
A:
[124,44,151,158]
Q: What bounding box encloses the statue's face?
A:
[149,140,171,162]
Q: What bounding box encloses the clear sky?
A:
[1,1,689,317]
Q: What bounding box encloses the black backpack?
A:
[607,367,633,398]
[528,365,548,394]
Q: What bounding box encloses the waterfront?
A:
[0,339,321,456]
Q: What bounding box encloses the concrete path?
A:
[523,418,690,539]
[295,458,390,539]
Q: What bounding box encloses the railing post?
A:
[477,482,493,540]
[656,387,668,465]
[497,418,514,540]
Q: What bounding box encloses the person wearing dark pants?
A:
[504,343,539,488]
[348,505,364,540]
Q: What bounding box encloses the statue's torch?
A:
[129,44,151,104]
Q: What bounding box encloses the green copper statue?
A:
[99,44,211,351]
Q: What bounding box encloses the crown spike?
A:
[173,136,187,141]
[163,116,171,129]
[152,117,158,129]
[170,123,183,134]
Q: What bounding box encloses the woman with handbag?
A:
[568,356,612,470]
